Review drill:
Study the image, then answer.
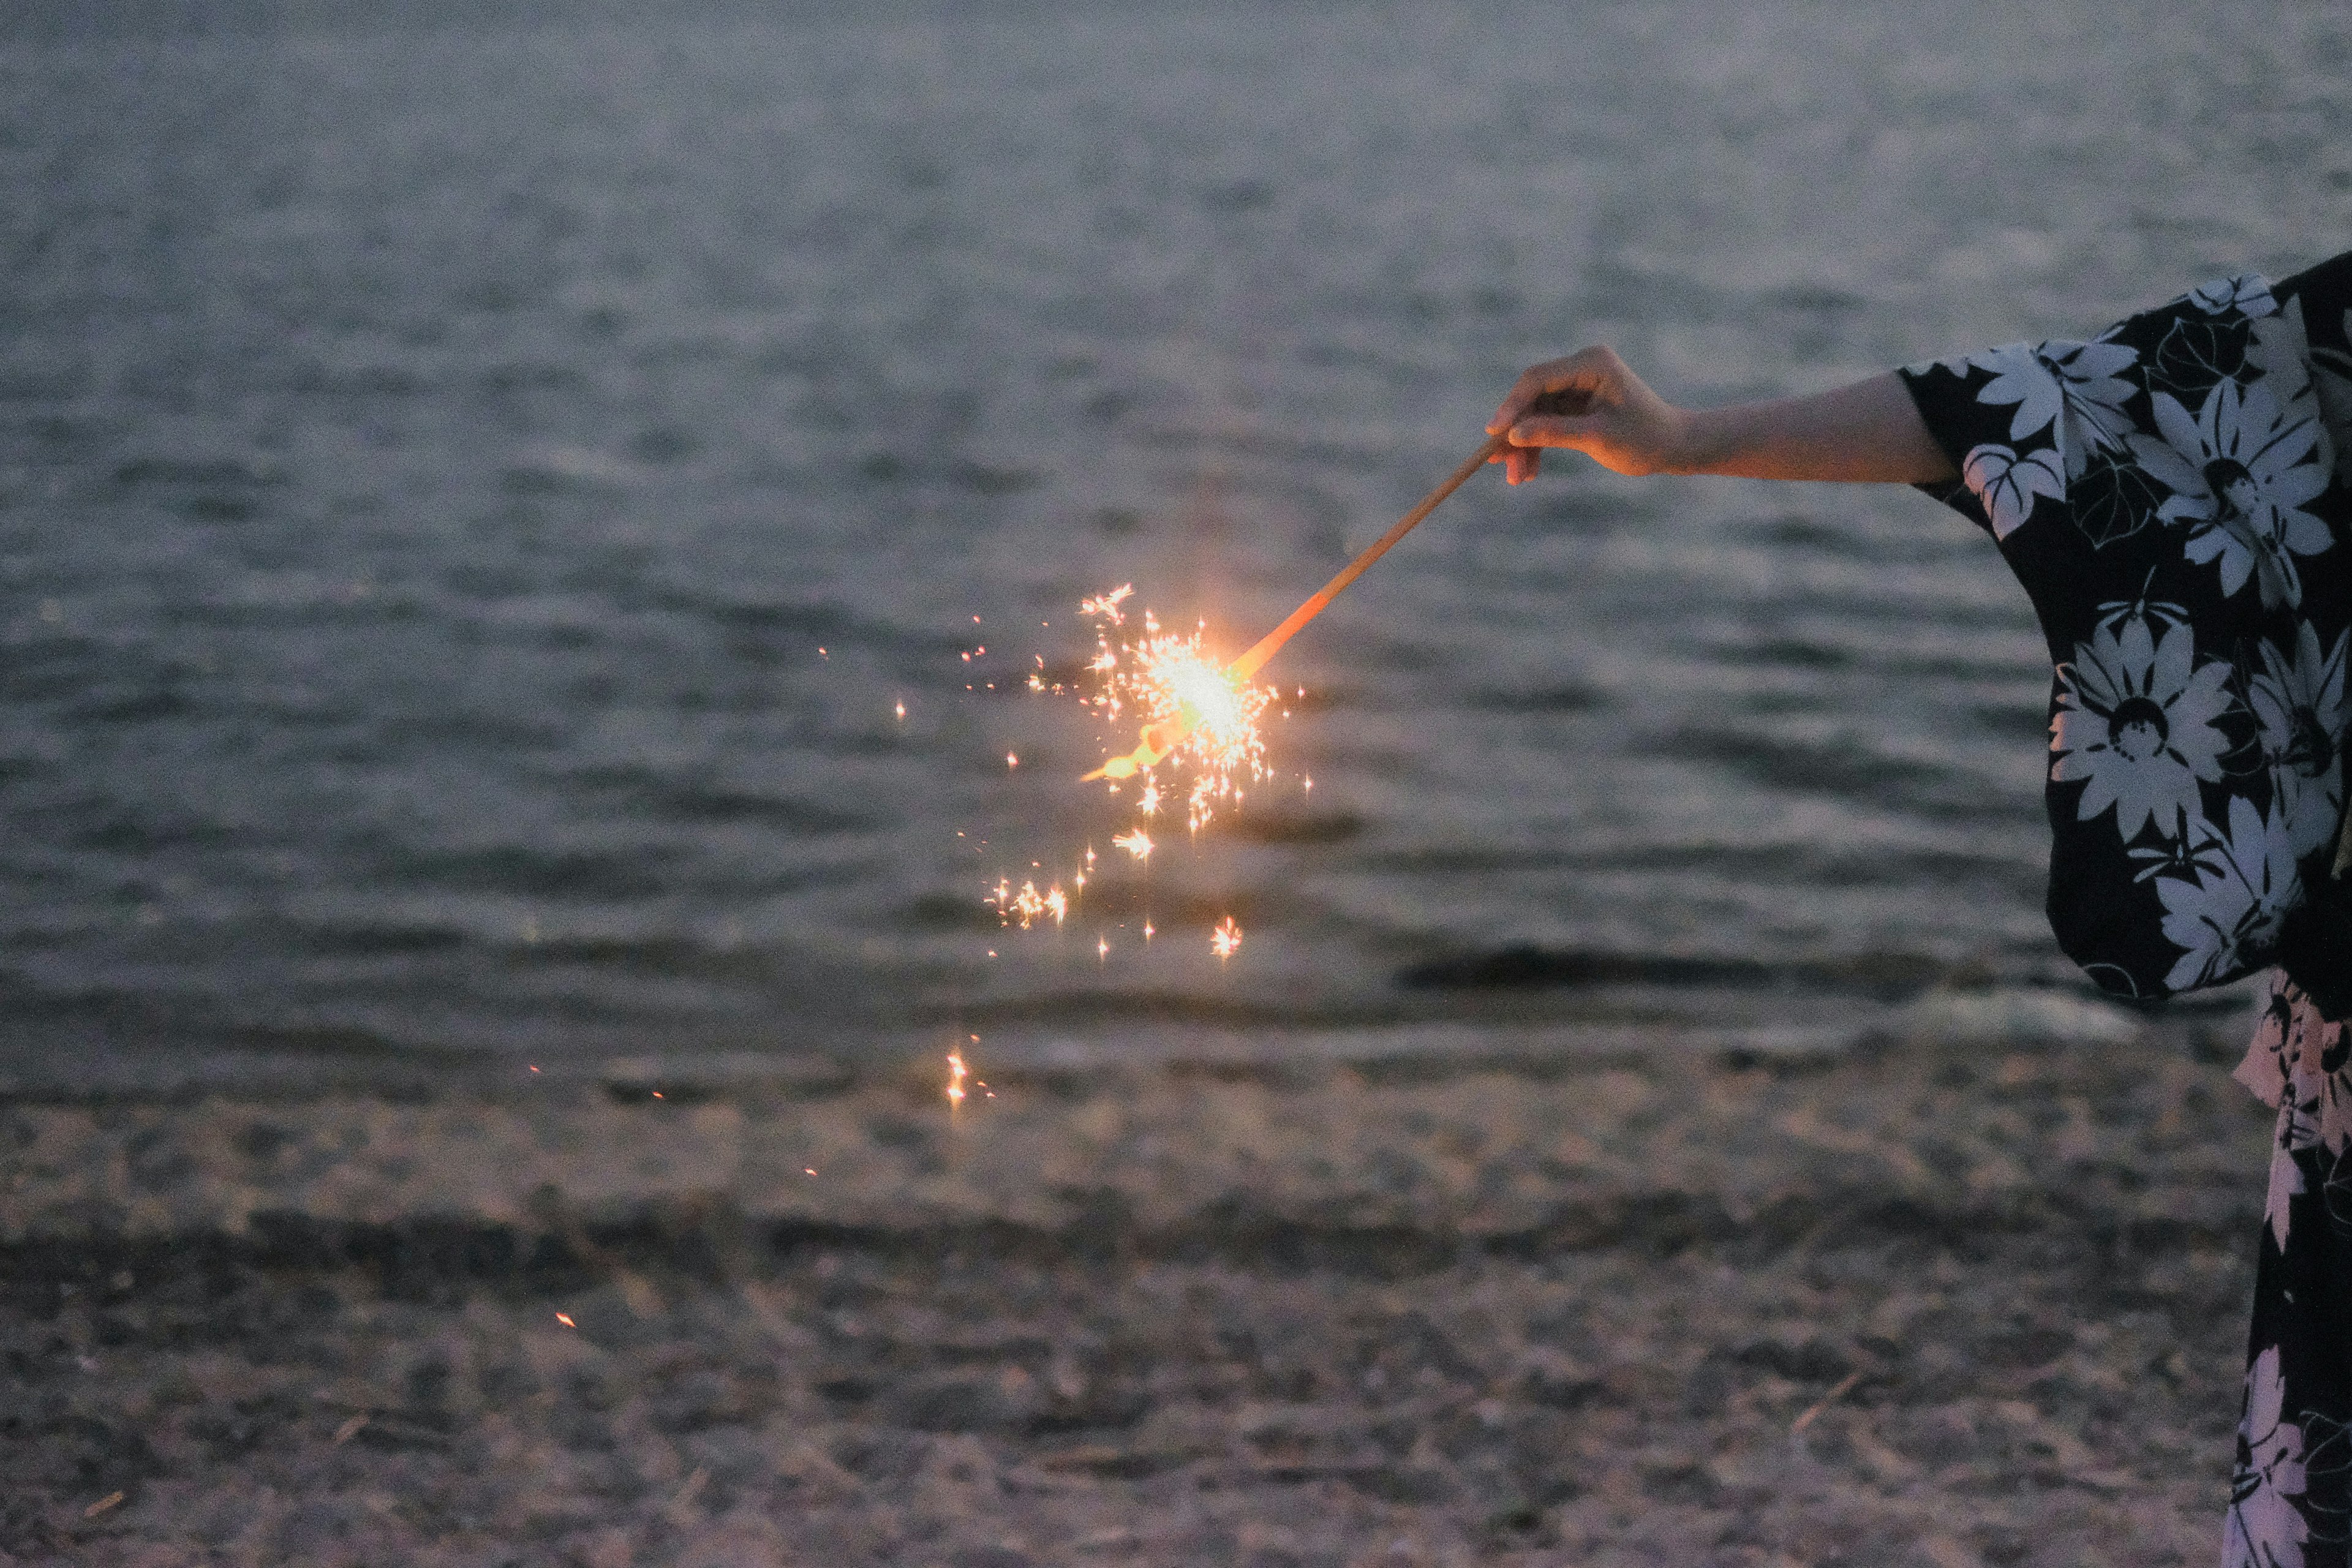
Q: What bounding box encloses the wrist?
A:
[1660,405,1717,476]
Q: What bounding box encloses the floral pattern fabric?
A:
[2226,974,2352,1568]
[1899,254,2352,1000]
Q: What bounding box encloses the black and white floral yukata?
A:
[1898,251,2352,1568]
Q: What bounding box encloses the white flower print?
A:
[2188,273,2277,320]
[2250,298,2340,489]
[2158,796,2302,993]
[2050,617,2233,840]
[2132,377,2331,609]
[1961,442,2065,540]
[1969,342,2064,442]
[2249,624,2352,860]
[2250,297,2316,404]
[2224,1346,2308,1568]
[2040,336,2141,479]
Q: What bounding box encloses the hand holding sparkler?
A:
[1490,349,1956,485]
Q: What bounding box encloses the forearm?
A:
[1669,372,1957,484]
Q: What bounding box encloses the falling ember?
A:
[1097,936,1110,961]
[895,701,907,720]
[556,1313,576,1328]
[946,1050,969,1110]
[1113,828,1154,860]
[1006,753,1019,769]
[1211,916,1243,959]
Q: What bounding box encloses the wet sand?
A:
[1,1005,2269,1566]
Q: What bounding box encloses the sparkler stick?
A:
[1082,430,1510,781]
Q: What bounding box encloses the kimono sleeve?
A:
[1893,265,2352,1002]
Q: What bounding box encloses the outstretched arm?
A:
[1488,345,1958,486]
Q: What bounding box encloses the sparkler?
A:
[1082,431,1507,782]
[1076,611,1274,834]
[998,427,1521,959]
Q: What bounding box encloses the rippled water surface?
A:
[2,0,2346,1085]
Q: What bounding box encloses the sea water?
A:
[0,0,2343,1087]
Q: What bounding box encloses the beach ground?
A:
[1,1008,2269,1567]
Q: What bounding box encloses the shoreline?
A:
[4,1011,2270,1566]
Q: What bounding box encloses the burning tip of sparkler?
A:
[1211,916,1243,959]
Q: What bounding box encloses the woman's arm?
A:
[1488,345,1959,486]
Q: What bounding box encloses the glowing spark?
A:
[1113,828,1154,860]
[1211,916,1243,959]
[1006,753,1019,769]
[1098,936,1109,961]
[1079,583,1134,624]
[1144,919,1155,940]
[804,1167,816,1176]
[895,701,907,719]
[991,878,1043,926]
[1072,597,1274,832]
[947,1050,969,1110]
[1045,885,1068,924]
[556,1313,576,1328]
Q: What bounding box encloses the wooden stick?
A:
[1227,431,1509,681]
[1080,431,1508,781]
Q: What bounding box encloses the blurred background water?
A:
[1,0,2345,1089]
